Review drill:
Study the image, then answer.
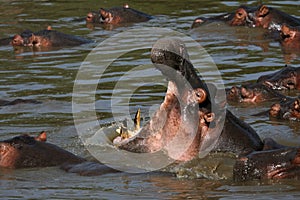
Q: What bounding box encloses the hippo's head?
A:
[86,11,101,23]
[226,85,261,103]
[269,98,300,121]
[10,30,35,47]
[0,132,47,168]
[258,65,300,90]
[234,142,300,181]
[0,132,84,169]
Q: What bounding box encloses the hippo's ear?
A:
[257,5,269,17]
[281,24,296,39]
[194,88,207,104]
[35,131,47,142]
[0,143,10,155]
[235,8,247,19]
[99,8,113,22]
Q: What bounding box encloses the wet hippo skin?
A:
[86,4,153,25]
[253,5,300,29]
[234,138,300,181]
[113,38,263,162]
[0,132,120,175]
[226,83,286,103]
[11,29,93,47]
[0,132,85,168]
[191,5,257,28]
[257,65,300,90]
[269,97,300,121]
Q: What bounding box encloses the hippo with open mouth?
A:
[111,38,300,180]
[113,38,263,163]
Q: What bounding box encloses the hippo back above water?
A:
[0,132,85,168]
[10,29,93,48]
[86,4,153,25]
[253,5,300,29]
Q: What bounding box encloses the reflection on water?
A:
[0,0,300,199]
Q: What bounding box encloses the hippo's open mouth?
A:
[112,38,219,162]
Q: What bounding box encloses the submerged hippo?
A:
[226,83,286,103]
[263,97,300,121]
[0,132,121,175]
[234,138,300,181]
[257,65,300,90]
[10,28,93,48]
[86,4,153,25]
[191,5,256,28]
[0,132,85,168]
[279,24,300,53]
[253,5,300,29]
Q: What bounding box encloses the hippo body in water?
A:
[252,5,300,29]
[0,132,85,168]
[257,65,300,91]
[226,83,286,103]
[10,29,93,48]
[254,97,300,121]
[191,5,257,28]
[234,138,300,181]
[0,132,119,175]
[86,4,153,25]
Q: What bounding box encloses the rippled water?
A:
[1,0,300,199]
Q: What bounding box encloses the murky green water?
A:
[1,0,300,199]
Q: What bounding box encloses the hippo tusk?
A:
[134,108,141,131]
